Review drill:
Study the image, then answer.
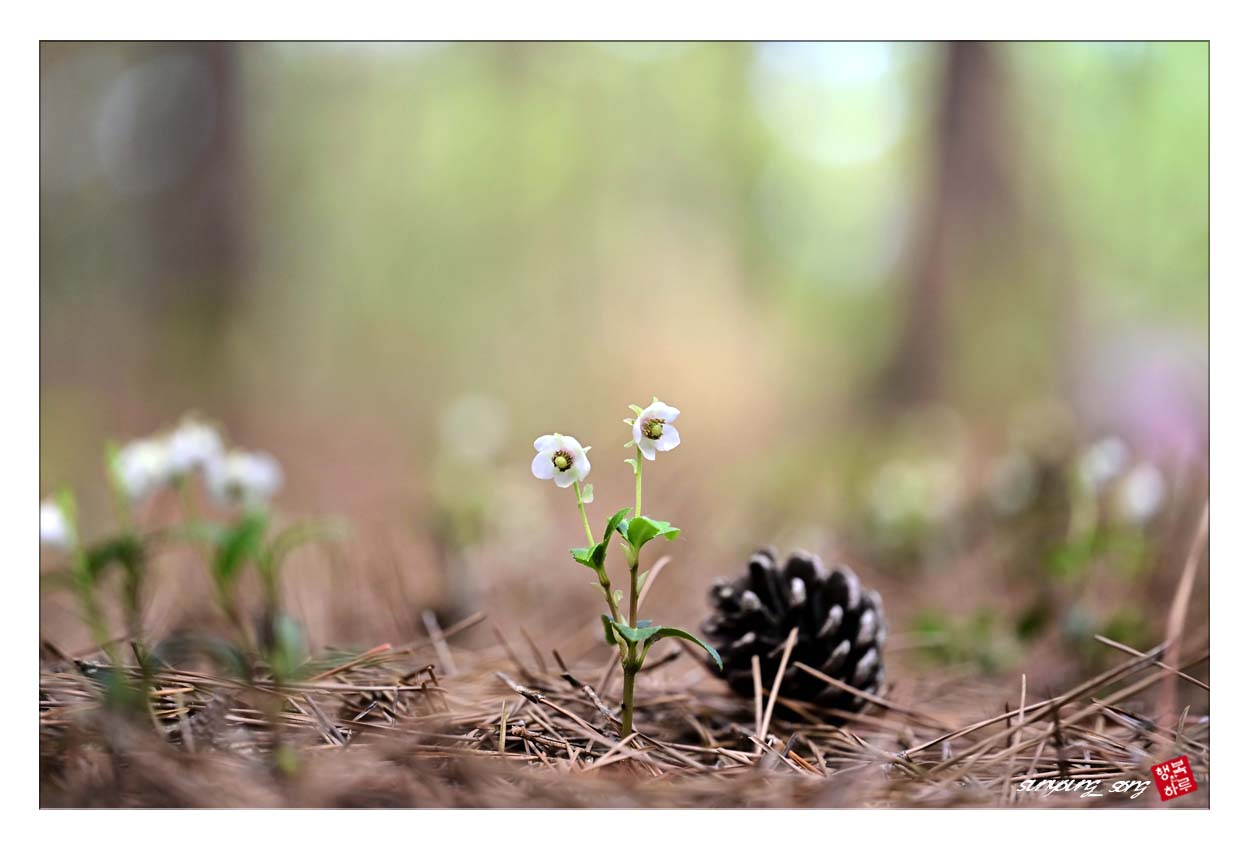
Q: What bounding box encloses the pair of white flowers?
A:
[113,417,223,502]
[1076,436,1167,523]
[113,416,282,508]
[530,399,681,489]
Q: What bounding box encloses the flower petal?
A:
[632,419,644,446]
[40,500,73,550]
[573,449,591,481]
[638,439,657,461]
[554,467,578,487]
[638,401,663,421]
[533,434,560,453]
[655,424,681,452]
[531,452,555,480]
[653,402,680,423]
[557,434,585,455]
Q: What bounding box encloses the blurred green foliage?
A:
[912,607,1021,675]
[40,42,1208,461]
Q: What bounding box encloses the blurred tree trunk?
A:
[142,42,250,328]
[117,41,253,416]
[878,41,1017,406]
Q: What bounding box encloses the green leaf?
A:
[628,404,644,416]
[645,627,723,670]
[83,535,144,584]
[603,507,633,543]
[570,509,630,571]
[265,519,349,576]
[600,614,618,647]
[625,516,681,552]
[634,569,650,595]
[571,540,611,569]
[570,544,599,568]
[624,457,639,473]
[214,511,269,587]
[580,483,594,504]
[613,589,624,606]
[610,621,662,645]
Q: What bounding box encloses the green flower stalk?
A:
[41,489,138,712]
[531,398,720,740]
[41,413,335,750]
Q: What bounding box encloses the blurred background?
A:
[40,42,1208,698]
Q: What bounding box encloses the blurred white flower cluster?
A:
[111,414,283,509]
[1076,436,1167,524]
[982,434,1168,527]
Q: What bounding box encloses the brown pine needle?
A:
[758,627,798,751]
[751,653,763,752]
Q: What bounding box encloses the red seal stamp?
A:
[1151,755,1198,802]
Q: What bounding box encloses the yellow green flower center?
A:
[552,450,573,471]
[642,418,665,440]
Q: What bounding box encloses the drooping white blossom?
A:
[1117,463,1167,523]
[1077,436,1129,491]
[114,437,174,502]
[630,399,681,461]
[166,416,224,476]
[207,450,284,508]
[39,499,74,550]
[530,434,591,489]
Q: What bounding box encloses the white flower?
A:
[1117,463,1166,523]
[630,399,681,461]
[114,437,174,502]
[530,434,591,488]
[207,450,283,507]
[40,499,74,550]
[1077,436,1128,491]
[166,417,224,476]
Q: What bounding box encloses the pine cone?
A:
[702,548,886,713]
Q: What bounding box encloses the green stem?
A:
[634,445,643,519]
[216,579,254,656]
[574,481,595,546]
[600,571,623,624]
[620,447,646,739]
[621,661,637,738]
[627,549,640,628]
[576,481,622,624]
[78,578,116,665]
[105,450,136,534]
